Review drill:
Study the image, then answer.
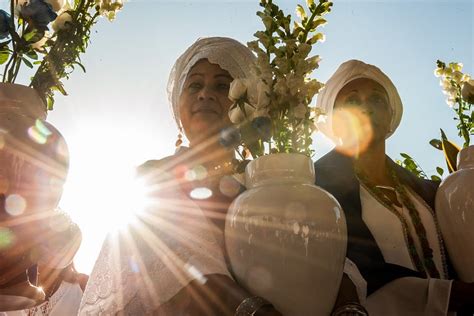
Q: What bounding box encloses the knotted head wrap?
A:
[316,59,403,140]
[167,37,256,129]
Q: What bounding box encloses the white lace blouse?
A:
[0,282,83,316]
[78,170,231,315]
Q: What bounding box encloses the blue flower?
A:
[251,116,272,141]
[0,10,11,39]
[20,0,57,31]
[219,126,241,148]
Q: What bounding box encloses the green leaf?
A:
[23,30,38,42]
[74,61,86,73]
[295,4,306,19]
[47,96,55,111]
[307,32,325,44]
[431,175,442,182]
[0,51,9,64]
[429,138,442,150]
[21,57,33,68]
[306,0,315,8]
[311,18,327,30]
[25,50,38,60]
[436,167,444,176]
[400,153,411,159]
[52,84,68,96]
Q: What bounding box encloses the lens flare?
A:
[0,227,14,250]
[190,187,212,200]
[5,194,26,216]
[184,165,207,181]
[331,107,373,157]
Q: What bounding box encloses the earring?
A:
[175,132,183,148]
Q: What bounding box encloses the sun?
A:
[58,124,156,273]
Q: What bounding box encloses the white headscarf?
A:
[167,37,256,129]
[316,59,403,139]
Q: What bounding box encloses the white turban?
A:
[316,59,403,139]
[167,37,256,129]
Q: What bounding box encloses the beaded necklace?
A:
[356,163,441,278]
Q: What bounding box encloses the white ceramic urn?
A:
[436,145,474,282]
[225,153,347,316]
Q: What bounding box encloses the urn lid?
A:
[245,153,315,188]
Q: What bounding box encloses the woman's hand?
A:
[154,274,282,316]
[331,274,368,316]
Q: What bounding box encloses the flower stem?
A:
[457,98,470,147]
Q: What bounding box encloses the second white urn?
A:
[225,153,347,315]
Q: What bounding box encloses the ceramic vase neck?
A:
[245,153,315,189]
[457,145,474,170]
[0,83,47,120]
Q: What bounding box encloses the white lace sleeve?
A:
[78,171,231,315]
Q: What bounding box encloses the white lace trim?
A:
[79,169,231,315]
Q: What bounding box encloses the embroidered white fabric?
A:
[0,282,83,316]
[78,168,232,315]
[354,184,452,315]
[167,37,256,129]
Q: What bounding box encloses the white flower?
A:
[434,68,444,78]
[255,80,271,108]
[228,102,255,124]
[252,108,270,120]
[287,74,304,96]
[31,33,49,49]
[461,79,474,103]
[306,55,321,69]
[449,62,463,72]
[45,0,65,12]
[446,97,456,107]
[229,78,248,102]
[96,0,123,20]
[274,77,288,96]
[452,71,464,83]
[52,12,72,31]
[293,104,307,119]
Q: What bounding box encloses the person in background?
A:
[314,59,474,315]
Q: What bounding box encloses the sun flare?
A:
[58,124,159,272]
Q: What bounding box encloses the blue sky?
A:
[1,0,472,272]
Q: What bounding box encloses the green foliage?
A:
[396,152,443,182]
[1,0,123,110]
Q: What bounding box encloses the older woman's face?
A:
[332,78,392,153]
[179,59,233,144]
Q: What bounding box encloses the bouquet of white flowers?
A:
[224,0,331,165]
[434,60,473,148]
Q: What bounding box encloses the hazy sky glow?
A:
[1,0,472,273]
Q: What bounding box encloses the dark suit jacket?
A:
[314,149,441,295]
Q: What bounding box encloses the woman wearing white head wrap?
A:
[314,60,474,315]
[79,37,283,316]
